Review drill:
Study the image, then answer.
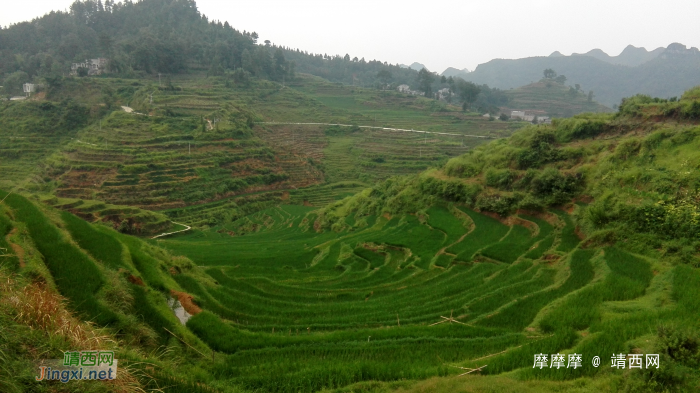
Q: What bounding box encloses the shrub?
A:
[485,168,516,190]
[530,168,583,204]
[515,130,562,169]
[555,118,608,142]
[475,192,520,216]
[1,192,119,325]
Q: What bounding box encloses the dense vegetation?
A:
[504,79,612,118]
[2,84,700,392]
[1,1,699,392]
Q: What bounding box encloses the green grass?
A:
[0,209,20,271]
[504,80,612,118]
[477,249,595,330]
[553,210,580,252]
[61,211,125,269]
[1,191,118,325]
[446,207,510,261]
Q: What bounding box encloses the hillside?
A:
[504,80,612,118]
[2,87,699,392]
[464,43,700,107]
[0,71,518,229]
[1,1,700,392]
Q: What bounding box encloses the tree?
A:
[99,32,113,57]
[2,71,29,95]
[555,75,567,84]
[588,91,594,102]
[273,48,286,80]
[455,79,481,111]
[543,68,557,79]
[376,69,392,86]
[575,84,581,91]
[241,49,256,74]
[499,113,509,121]
[417,68,435,97]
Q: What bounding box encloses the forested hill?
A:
[0,0,420,91]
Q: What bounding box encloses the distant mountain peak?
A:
[566,44,668,67]
[549,51,564,57]
[409,62,428,71]
[585,48,609,57]
[441,67,470,78]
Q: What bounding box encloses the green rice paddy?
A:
[153,203,673,392]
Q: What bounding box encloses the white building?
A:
[397,84,411,93]
[71,58,108,76]
[23,83,35,96]
[511,111,525,119]
[437,88,452,100]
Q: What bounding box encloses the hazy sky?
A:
[3,0,699,72]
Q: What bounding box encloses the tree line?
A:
[0,0,508,113]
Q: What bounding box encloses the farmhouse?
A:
[437,88,451,100]
[510,111,526,119]
[397,84,410,93]
[71,58,108,76]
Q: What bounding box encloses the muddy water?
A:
[167,296,192,325]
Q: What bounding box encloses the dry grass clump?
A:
[0,272,156,393]
[2,276,110,349]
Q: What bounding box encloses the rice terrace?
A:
[1,1,700,392]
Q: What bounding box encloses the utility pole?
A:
[158,73,162,87]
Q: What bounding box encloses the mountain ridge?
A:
[463,43,700,106]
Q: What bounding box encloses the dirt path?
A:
[151,222,192,239]
[5,228,25,268]
[259,122,498,139]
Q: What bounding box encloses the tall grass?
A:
[61,211,125,270]
[445,207,509,260]
[1,192,119,325]
[0,209,20,271]
[120,236,169,291]
[478,249,595,330]
[130,284,176,344]
[553,210,580,252]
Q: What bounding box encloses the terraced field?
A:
[42,110,315,209]
[155,203,676,392]
[504,81,612,118]
[1,74,522,227]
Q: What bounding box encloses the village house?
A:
[437,88,452,101]
[397,84,411,93]
[71,58,108,76]
[511,110,550,124]
[510,110,526,120]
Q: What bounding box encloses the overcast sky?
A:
[3,0,699,72]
